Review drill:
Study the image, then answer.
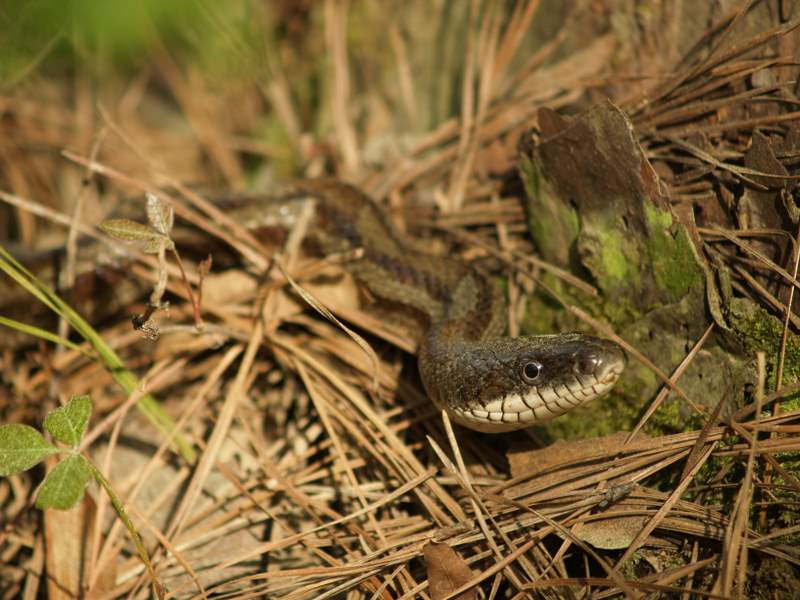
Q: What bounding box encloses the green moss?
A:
[540,384,704,442]
[517,151,540,213]
[520,290,563,337]
[646,397,704,434]
[518,153,580,266]
[255,117,297,177]
[732,298,784,351]
[519,270,618,337]
[726,299,800,419]
[643,203,705,304]
[618,363,658,396]
[730,298,800,396]
[616,551,646,581]
[538,391,635,440]
[580,202,704,321]
[595,222,636,283]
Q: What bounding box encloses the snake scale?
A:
[272,179,625,432]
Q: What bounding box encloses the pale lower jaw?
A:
[447,371,621,433]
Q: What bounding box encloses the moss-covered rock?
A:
[517,101,753,437]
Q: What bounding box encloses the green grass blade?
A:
[0,315,88,354]
[0,244,196,462]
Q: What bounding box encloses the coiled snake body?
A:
[286,179,625,432]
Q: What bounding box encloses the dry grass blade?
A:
[276,256,380,391]
[775,220,800,392]
[430,420,530,593]
[634,63,785,129]
[614,444,716,569]
[626,323,714,444]
[324,0,360,173]
[437,224,598,296]
[164,332,254,543]
[716,353,765,596]
[666,136,800,188]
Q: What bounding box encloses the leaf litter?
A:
[0,2,799,599]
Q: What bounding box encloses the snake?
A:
[272,179,626,433]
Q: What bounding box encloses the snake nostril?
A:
[578,353,602,374]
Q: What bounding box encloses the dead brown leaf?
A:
[423,541,477,600]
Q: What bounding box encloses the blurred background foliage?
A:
[0,1,556,181]
[3,0,289,74]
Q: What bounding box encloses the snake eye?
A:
[522,361,542,382]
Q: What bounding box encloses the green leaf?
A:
[0,424,57,476]
[98,218,160,244]
[43,395,92,447]
[36,455,93,510]
[142,235,173,254]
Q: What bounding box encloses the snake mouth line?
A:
[450,366,624,432]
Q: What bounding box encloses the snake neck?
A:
[292,179,507,344]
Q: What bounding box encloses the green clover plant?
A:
[0,394,163,597]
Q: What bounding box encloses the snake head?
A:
[422,333,626,433]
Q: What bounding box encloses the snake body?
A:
[285,179,625,432]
